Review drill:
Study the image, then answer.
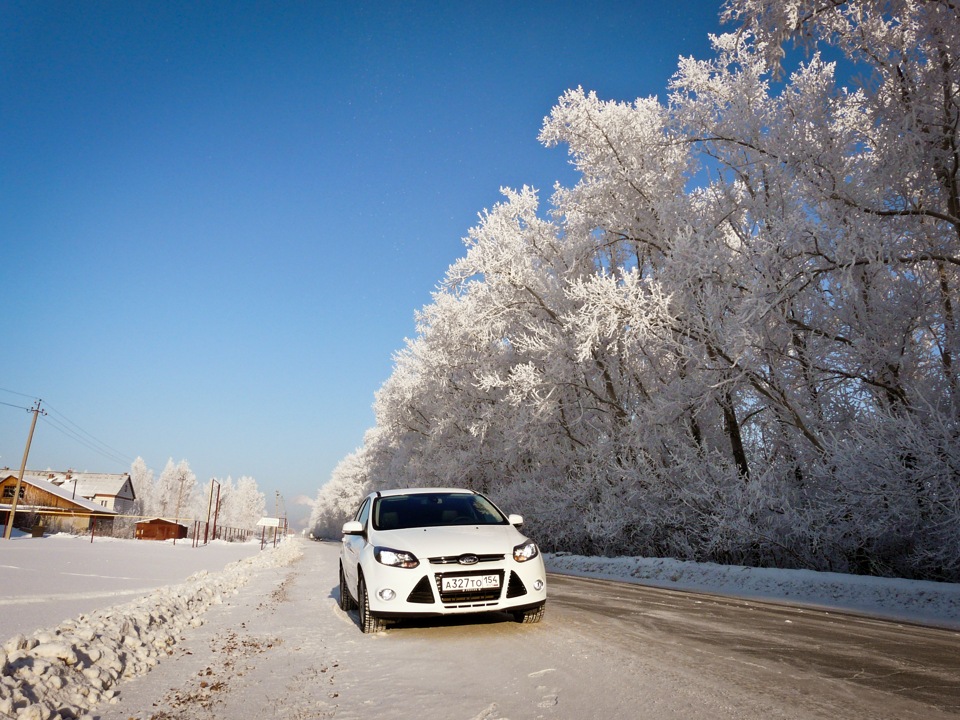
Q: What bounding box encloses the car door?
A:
[341,497,371,594]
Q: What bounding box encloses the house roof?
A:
[136,518,187,527]
[0,473,117,515]
[1,469,134,500]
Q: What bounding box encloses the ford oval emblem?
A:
[458,554,479,565]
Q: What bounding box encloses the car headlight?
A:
[374,546,420,568]
[513,540,539,562]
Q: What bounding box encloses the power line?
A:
[41,415,132,468]
[0,387,39,400]
[0,388,134,470]
[41,404,134,468]
[44,403,131,458]
[0,388,39,414]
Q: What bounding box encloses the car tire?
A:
[338,564,356,612]
[513,602,545,624]
[358,575,385,633]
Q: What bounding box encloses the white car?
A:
[339,487,547,632]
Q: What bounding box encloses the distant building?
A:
[0,473,118,533]
[134,518,188,541]
[0,469,137,516]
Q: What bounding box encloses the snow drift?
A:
[0,540,302,720]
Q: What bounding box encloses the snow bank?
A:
[0,539,302,720]
[545,553,960,629]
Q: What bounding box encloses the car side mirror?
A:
[508,514,523,527]
[341,520,364,536]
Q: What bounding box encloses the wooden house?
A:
[0,473,117,533]
[5,470,138,515]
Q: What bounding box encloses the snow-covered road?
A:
[2,535,958,718]
[94,540,957,720]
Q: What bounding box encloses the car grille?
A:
[428,553,505,565]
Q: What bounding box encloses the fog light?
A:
[533,579,544,591]
[378,588,396,601]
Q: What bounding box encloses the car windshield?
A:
[372,492,508,531]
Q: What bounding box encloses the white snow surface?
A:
[0,532,265,641]
[0,532,958,719]
[0,532,297,719]
[544,552,960,631]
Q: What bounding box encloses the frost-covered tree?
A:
[314,0,960,580]
[110,456,155,537]
[230,475,267,528]
[129,457,155,518]
[154,458,198,524]
[186,475,266,538]
[128,457,264,537]
[206,475,234,526]
[309,443,375,539]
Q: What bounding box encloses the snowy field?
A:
[0,532,263,641]
[0,532,958,718]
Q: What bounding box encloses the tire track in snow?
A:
[0,589,162,606]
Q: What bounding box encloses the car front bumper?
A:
[363,557,547,618]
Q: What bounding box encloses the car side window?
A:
[355,498,371,528]
[471,496,505,524]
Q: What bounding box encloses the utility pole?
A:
[3,400,44,540]
[173,470,187,545]
[204,478,220,544]
[211,483,221,541]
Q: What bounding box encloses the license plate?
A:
[441,574,501,592]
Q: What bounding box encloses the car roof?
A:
[372,487,477,498]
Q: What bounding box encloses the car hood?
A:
[371,524,528,559]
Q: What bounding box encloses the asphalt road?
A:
[547,573,960,718]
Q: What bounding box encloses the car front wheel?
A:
[513,602,545,624]
[338,564,356,611]
[358,576,385,633]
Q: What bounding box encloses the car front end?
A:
[359,524,547,619]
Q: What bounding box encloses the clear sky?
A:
[1,1,725,529]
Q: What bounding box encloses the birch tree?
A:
[129,456,155,518]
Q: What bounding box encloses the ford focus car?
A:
[339,488,546,632]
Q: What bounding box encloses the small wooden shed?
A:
[135,518,188,541]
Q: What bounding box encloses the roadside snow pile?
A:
[545,553,960,630]
[0,539,302,720]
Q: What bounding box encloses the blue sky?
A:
[1,1,725,528]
